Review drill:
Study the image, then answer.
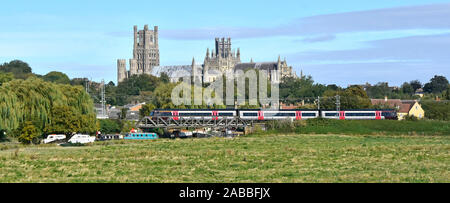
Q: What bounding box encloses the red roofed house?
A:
[371,97,425,120]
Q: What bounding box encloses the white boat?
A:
[43,134,66,144]
[68,134,95,144]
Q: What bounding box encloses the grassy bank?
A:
[264,119,450,136]
[0,134,449,182]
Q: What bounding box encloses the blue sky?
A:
[1,0,450,86]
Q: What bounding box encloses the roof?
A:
[234,62,279,72]
[124,102,146,111]
[370,99,417,113]
[151,65,202,79]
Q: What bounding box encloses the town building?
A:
[371,97,425,120]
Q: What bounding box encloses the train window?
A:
[325,113,338,116]
[179,113,212,116]
[243,113,258,116]
[263,113,295,117]
[345,113,375,116]
[218,113,233,116]
[302,113,316,116]
[161,112,172,116]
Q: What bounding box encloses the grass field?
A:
[0,133,449,183]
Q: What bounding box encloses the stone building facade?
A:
[202,38,296,83]
[117,25,297,84]
[117,25,160,83]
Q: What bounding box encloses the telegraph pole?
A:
[85,78,90,93]
[335,95,340,118]
[317,96,320,110]
[101,79,106,118]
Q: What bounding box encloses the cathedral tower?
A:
[117,25,160,83]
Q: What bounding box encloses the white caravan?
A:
[68,134,95,144]
[43,134,66,144]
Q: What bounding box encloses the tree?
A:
[444,86,450,100]
[43,71,70,84]
[99,119,121,134]
[18,121,40,144]
[120,108,128,120]
[121,120,136,133]
[115,74,161,105]
[421,101,450,121]
[44,105,83,137]
[0,60,33,79]
[0,72,14,86]
[424,75,449,94]
[279,75,327,105]
[139,103,156,118]
[409,80,422,91]
[321,86,371,109]
[401,82,414,95]
[365,82,392,99]
[160,72,170,83]
[151,83,178,108]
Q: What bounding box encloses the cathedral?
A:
[117,25,298,84]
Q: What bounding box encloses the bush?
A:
[421,101,450,121]
[403,115,419,121]
[262,118,450,136]
[99,119,121,134]
[18,121,40,144]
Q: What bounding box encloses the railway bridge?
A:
[137,116,252,130]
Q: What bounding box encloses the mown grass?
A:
[265,119,450,136]
[0,133,449,183]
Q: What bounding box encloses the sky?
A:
[1,0,450,86]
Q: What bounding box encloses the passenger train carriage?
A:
[150,109,397,121]
[321,109,397,120]
[238,109,319,120]
[151,109,237,120]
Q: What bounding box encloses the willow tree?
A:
[0,77,98,136]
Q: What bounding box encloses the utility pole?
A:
[317,96,320,110]
[335,95,340,118]
[101,79,106,118]
[85,78,90,93]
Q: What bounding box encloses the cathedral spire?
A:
[206,48,210,59]
[192,57,195,67]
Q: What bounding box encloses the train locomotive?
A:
[150,109,397,121]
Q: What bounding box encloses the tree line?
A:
[0,60,98,143]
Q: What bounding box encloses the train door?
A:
[212,111,218,120]
[375,111,381,120]
[258,111,264,120]
[339,111,345,120]
[295,111,302,120]
[172,111,179,121]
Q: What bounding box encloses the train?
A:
[150,109,398,120]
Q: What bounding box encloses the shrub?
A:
[18,121,40,144]
[403,115,419,121]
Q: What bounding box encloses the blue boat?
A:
[124,132,158,140]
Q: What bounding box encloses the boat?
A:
[124,132,158,140]
[68,134,96,144]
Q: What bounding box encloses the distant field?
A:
[0,133,449,183]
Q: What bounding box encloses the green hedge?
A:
[265,118,450,135]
